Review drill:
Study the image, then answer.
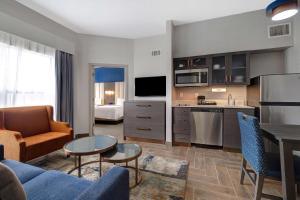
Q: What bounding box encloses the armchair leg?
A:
[240,157,247,184]
[254,174,264,200]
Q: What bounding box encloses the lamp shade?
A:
[266,0,299,21]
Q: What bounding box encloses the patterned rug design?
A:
[31,151,188,200]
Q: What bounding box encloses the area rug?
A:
[31,151,189,200]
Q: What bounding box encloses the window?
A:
[0,31,56,109]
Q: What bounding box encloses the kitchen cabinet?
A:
[211,55,228,84]
[211,52,250,85]
[228,53,250,85]
[174,56,208,70]
[172,107,191,145]
[223,108,254,149]
[174,58,189,70]
[174,51,250,86]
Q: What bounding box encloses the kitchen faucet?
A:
[228,94,234,105]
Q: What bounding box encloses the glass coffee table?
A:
[101,143,142,188]
[64,135,117,177]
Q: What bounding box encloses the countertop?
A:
[172,104,254,109]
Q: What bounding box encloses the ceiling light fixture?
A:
[266,0,299,21]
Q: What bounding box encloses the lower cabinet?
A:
[172,107,255,148]
[172,107,191,145]
[223,108,254,149]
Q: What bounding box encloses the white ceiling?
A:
[16,0,273,39]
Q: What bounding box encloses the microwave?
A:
[175,68,208,87]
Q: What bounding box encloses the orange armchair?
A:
[0,106,73,162]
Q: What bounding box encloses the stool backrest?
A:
[237,112,266,174]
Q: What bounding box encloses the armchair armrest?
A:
[50,121,73,137]
[0,144,4,161]
[76,166,129,200]
[0,130,26,161]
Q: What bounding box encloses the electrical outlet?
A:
[179,92,184,98]
[195,93,199,97]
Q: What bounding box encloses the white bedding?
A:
[94,105,124,120]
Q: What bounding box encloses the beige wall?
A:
[173,86,247,106]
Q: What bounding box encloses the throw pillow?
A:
[0,163,27,200]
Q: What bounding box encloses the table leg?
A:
[74,155,77,167]
[279,140,296,200]
[135,158,138,185]
[99,153,102,177]
[78,155,82,177]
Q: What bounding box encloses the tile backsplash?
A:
[173,86,247,106]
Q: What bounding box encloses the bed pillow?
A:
[116,98,125,106]
[0,163,27,200]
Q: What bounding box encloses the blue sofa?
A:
[0,145,129,200]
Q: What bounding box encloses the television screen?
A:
[135,76,166,96]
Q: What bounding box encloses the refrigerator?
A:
[247,74,300,125]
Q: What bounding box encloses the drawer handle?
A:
[136,128,152,131]
[136,105,152,107]
[136,116,152,119]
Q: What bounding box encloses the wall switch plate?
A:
[195,93,199,97]
[179,92,184,97]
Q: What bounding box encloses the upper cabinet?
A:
[210,52,250,85]
[211,55,227,85]
[174,52,250,86]
[174,58,189,70]
[174,56,208,70]
[228,53,249,85]
[190,56,208,69]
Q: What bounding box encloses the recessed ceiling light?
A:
[266,0,299,21]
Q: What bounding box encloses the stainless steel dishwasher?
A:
[191,107,223,146]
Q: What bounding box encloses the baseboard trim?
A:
[75,133,90,139]
[124,136,165,144]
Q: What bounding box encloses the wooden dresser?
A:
[123,101,166,142]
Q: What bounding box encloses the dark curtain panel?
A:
[55,50,73,127]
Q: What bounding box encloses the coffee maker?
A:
[197,96,206,105]
[197,95,217,105]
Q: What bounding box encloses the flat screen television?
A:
[135,76,166,96]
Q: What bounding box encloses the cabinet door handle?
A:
[136,116,152,119]
[136,128,152,131]
[136,105,151,107]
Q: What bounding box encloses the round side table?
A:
[64,135,117,177]
[101,143,142,188]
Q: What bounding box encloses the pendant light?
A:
[266,0,299,21]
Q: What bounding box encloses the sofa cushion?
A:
[24,132,72,161]
[1,160,45,184]
[23,170,93,200]
[3,106,50,137]
[0,162,27,200]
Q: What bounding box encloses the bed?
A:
[94,99,124,123]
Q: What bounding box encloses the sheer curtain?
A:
[0,31,56,109]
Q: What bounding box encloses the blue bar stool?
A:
[237,112,300,200]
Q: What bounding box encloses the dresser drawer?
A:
[124,116,164,126]
[124,124,165,140]
[124,111,165,123]
[125,102,165,117]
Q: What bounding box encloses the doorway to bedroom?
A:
[92,65,126,140]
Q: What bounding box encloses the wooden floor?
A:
[94,123,297,200]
